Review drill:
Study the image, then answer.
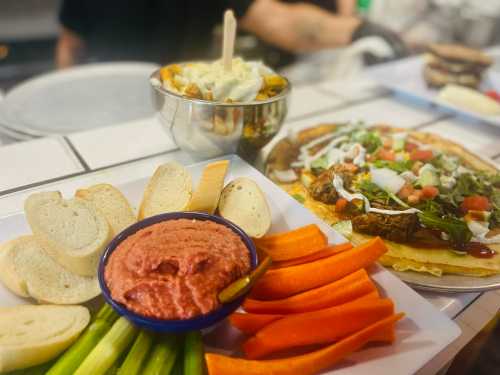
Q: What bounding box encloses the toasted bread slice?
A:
[0,236,100,304]
[218,177,271,238]
[24,191,112,276]
[138,162,192,220]
[188,160,230,214]
[76,183,136,236]
[0,305,89,372]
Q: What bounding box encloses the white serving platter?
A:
[0,155,460,374]
[367,54,500,127]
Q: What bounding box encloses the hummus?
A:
[104,219,251,320]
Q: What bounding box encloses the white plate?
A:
[0,62,159,138]
[368,54,500,127]
[0,155,460,374]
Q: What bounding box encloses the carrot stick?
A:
[254,224,328,261]
[251,237,388,300]
[229,313,284,335]
[231,290,383,336]
[371,324,396,344]
[243,298,394,359]
[244,269,376,314]
[272,243,352,269]
[205,313,405,375]
[254,224,321,245]
[355,289,380,302]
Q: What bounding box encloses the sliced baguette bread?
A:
[188,160,230,214]
[24,191,112,276]
[218,177,272,238]
[75,183,136,235]
[138,162,192,220]
[0,236,100,304]
[0,305,89,372]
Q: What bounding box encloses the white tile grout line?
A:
[285,90,389,123]
[0,147,179,197]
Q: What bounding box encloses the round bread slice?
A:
[0,235,100,304]
[75,183,136,236]
[138,162,192,220]
[24,191,112,276]
[218,177,271,238]
[0,305,89,372]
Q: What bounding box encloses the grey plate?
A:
[390,269,500,293]
[0,62,159,137]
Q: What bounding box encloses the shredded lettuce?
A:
[332,220,353,239]
[352,130,382,153]
[372,159,413,173]
[292,194,305,204]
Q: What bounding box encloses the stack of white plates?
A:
[0,62,159,141]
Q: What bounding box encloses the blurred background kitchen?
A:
[1,0,500,91]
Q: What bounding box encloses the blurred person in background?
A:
[56,0,393,69]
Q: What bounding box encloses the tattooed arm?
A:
[239,0,361,53]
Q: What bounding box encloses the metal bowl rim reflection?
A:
[149,68,291,107]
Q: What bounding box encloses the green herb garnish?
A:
[353,130,382,153]
[372,159,413,173]
[417,212,472,246]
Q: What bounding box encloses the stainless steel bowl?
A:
[150,69,290,160]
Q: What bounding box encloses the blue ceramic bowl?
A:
[98,211,258,332]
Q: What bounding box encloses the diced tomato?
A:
[421,185,439,200]
[405,142,419,152]
[378,149,396,161]
[485,90,500,102]
[335,198,349,212]
[397,183,414,199]
[410,149,434,161]
[461,195,491,212]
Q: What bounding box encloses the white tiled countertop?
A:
[1,76,499,374]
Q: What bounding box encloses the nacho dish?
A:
[266,123,500,277]
[157,57,288,103]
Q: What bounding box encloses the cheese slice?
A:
[188,160,230,214]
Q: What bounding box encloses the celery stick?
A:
[74,317,138,375]
[143,335,179,375]
[46,304,119,375]
[104,362,119,375]
[5,360,55,375]
[117,330,154,375]
[95,303,118,322]
[184,331,204,375]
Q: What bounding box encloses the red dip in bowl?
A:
[104,218,251,320]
